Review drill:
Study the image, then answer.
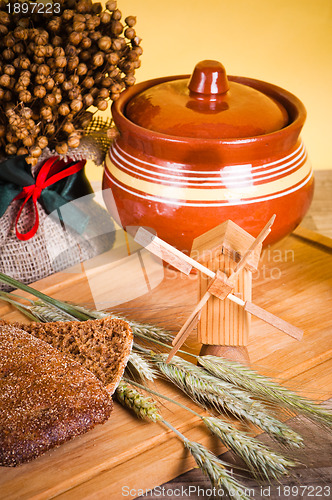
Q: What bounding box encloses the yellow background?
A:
[87,0,332,180]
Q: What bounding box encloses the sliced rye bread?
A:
[0,324,113,467]
[2,316,133,394]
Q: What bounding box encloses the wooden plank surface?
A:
[0,231,331,500]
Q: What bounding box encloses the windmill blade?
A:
[134,227,193,275]
[134,227,215,277]
[244,302,303,340]
[230,214,276,279]
[167,310,202,363]
[172,290,211,346]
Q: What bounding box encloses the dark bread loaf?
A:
[0,325,113,467]
[8,316,133,394]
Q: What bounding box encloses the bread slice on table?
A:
[0,325,113,467]
[8,316,133,395]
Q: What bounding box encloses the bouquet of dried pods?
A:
[0,0,141,165]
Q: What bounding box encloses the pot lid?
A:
[125,60,289,139]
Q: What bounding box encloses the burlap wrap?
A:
[0,139,115,291]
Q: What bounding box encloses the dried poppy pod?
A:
[69,31,83,45]
[40,106,53,122]
[0,74,11,87]
[44,94,57,107]
[53,89,63,105]
[19,90,32,103]
[34,45,47,58]
[92,52,104,67]
[44,77,55,91]
[52,35,63,46]
[14,26,29,40]
[55,56,67,68]
[23,135,35,147]
[83,93,94,107]
[82,76,94,89]
[4,33,15,48]
[125,15,136,27]
[68,87,82,100]
[3,49,15,60]
[63,9,74,21]
[5,143,17,155]
[55,141,69,155]
[80,36,92,49]
[37,136,48,149]
[48,19,61,32]
[18,75,31,87]
[44,123,55,136]
[16,128,29,140]
[67,56,79,71]
[68,132,81,148]
[70,74,79,85]
[95,99,108,111]
[3,64,15,76]
[62,121,75,134]
[20,107,33,119]
[35,74,47,85]
[70,98,83,112]
[34,31,49,46]
[13,42,25,55]
[29,145,42,158]
[79,110,93,127]
[17,147,29,155]
[0,25,8,36]
[53,47,65,58]
[76,0,93,14]
[37,64,50,76]
[34,85,47,98]
[59,103,71,116]
[54,72,66,84]
[98,36,112,51]
[26,156,38,167]
[106,0,117,11]
[62,80,74,92]
[6,131,18,143]
[77,63,88,76]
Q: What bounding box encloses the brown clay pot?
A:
[103,60,314,252]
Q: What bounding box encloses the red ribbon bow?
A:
[14,156,86,241]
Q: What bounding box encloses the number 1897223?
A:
[7,3,61,14]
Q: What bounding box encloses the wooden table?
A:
[1,171,331,500]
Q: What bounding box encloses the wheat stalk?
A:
[202,417,295,481]
[125,352,158,383]
[125,379,296,481]
[115,380,162,423]
[198,355,332,429]
[182,440,252,500]
[151,353,303,448]
[116,380,252,499]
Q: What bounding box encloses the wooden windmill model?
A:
[135,216,303,364]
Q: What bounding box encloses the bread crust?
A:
[8,316,133,394]
[0,325,113,467]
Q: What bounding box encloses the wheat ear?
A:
[116,380,252,499]
[182,440,252,500]
[152,353,303,448]
[125,352,158,383]
[199,355,332,429]
[125,379,296,481]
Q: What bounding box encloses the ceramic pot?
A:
[103,60,314,252]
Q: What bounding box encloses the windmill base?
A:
[199,344,250,365]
